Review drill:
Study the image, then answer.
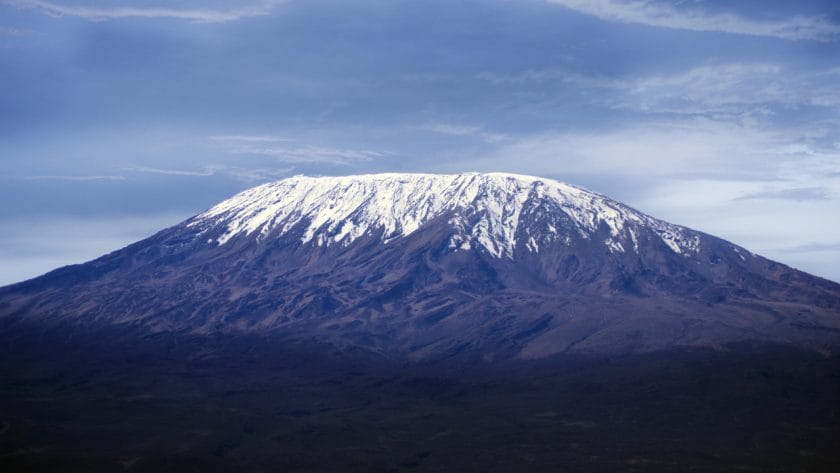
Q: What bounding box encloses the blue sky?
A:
[1,0,840,284]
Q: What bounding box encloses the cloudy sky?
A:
[1,0,839,284]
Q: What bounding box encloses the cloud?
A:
[612,63,840,115]
[208,135,294,143]
[127,165,218,177]
[209,135,389,165]
[547,0,840,42]
[471,118,796,180]
[736,187,831,202]
[419,123,508,143]
[478,63,840,119]
[24,174,126,181]
[128,164,294,182]
[3,0,284,23]
[224,166,294,182]
[232,145,392,165]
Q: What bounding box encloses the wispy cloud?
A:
[210,135,392,165]
[465,116,840,189]
[547,0,840,42]
[4,0,284,23]
[127,164,293,182]
[208,135,294,143]
[474,119,784,179]
[419,123,508,143]
[480,63,840,120]
[24,174,126,181]
[232,145,391,165]
[736,187,831,202]
[127,165,218,177]
[612,63,840,115]
[225,166,294,182]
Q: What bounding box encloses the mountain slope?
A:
[1,173,839,359]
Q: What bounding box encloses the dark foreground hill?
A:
[1,323,839,473]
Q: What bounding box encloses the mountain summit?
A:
[1,173,839,359]
[189,173,698,258]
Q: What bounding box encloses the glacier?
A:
[189,172,700,258]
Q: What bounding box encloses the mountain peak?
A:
[188,172,699,258]
[3,172,839,358]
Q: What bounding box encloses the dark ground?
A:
[1,322,839,472]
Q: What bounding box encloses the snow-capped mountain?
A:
[1,173,839,359]
[188,173,698,257]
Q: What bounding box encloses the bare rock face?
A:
[1,173,839,359]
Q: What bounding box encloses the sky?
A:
[1,0,840,284]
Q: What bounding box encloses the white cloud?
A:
[547,0,840,42]
[4,0,284,23]
[473,119,802,179]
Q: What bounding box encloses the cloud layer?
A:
[1,0,839,282]
[548,0,840,41]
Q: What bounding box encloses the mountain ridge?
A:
[1,172,839,359]
[187,172,701,258]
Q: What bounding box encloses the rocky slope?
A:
[1,173,839,359]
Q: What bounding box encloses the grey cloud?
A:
[547,0,840,42]
[501,63,839,117]
[473,63,840,127]
[736,187,831,202]
[613,64,840,115]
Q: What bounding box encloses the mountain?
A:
[3,173,840,472]
[1,172,839,359]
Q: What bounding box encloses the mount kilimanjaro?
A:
[3,172,840,472]
[1,172,839,359]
